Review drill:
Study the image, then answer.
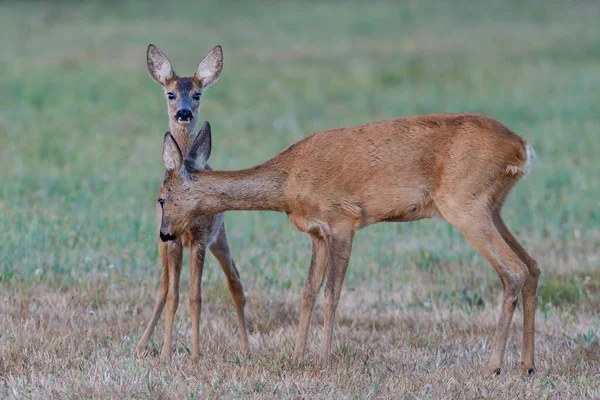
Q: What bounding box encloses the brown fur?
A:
[160,113,538,375]
[136,44,250,362]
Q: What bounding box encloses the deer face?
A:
[147,44,223,127]
[163,77,203,125]
[158,122,213,242]
[157,169,189,242]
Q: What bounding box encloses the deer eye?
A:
[192,93,201,101]
[167,92,175,100]
[158,198,165,207]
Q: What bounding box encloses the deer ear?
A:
[185,121,212,171]
[163,132,182,171]
[194,45,223,88]
[147,44,175,86]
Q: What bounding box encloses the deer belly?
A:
[363,188,439,225]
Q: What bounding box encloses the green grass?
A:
[1,0,599,398]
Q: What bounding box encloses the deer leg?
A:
[160,240,183,361]
[443,211,528,375]
[189,240,206,360]
[293,233,329,361]
[209,223,250,354]
[493,213,540,375]
[320,228,354,367]
[136,238,169,356]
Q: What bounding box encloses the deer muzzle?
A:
[159,230,176,242]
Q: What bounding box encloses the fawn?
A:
[136,45,250,361]
[158,116,538,375]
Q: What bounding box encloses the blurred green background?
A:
[0,0,598,308]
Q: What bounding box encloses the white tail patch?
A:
[504,165,522,176]
[523,142,536,176]
[505,142,535,177]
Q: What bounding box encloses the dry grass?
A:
[2,260,599,399]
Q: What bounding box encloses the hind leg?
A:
[493,213,540,375]
[209,223,250,354]
[440,205,529,374]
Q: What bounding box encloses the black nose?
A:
[175,109,193,121]
[160,231,176,242]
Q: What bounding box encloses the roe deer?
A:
[136,45,250,361]
[159,116,538,375]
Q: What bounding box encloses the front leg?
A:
[320,227,354,367]
[189,239,207,360]
[136,238,169,357]
[294,233,329,361]
[160,241,183,361]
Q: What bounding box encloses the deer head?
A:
[147,44,223,127]
[159,122,213,241]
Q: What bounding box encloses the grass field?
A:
[1,0,599,398]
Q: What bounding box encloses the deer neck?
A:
[168,119,198,153]
[188,165,289,215]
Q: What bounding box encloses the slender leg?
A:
[493,213,540,375]
[293,233,329,361]
[160,241,183,361]
[189,240,207,360]
[136,238,169,356]
[440,207,528,374]
[320,227,354,367]
[209,223,250,354]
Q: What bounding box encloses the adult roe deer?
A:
[158,115,539,375]
[136,45,250,361]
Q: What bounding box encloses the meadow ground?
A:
[1,1,599,398]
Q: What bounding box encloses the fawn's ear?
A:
[194,45,223,88]
[147,44,175,86]
[185,121,212,171]
[163,132,182,171]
